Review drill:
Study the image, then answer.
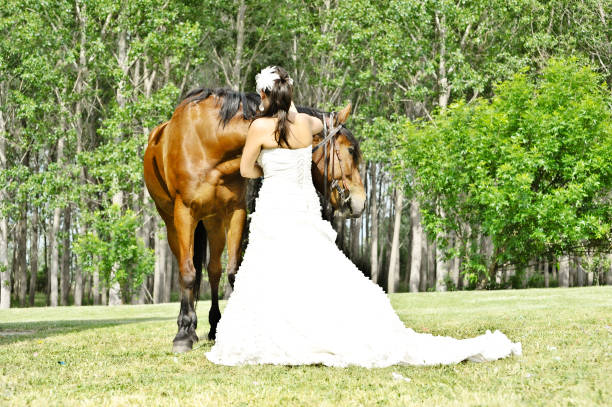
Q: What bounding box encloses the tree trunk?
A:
[101,281,107,305]
[559,255,570,287]
[29,207,39,306]
[163,240,172,303]
[73,1,88,306]
[435,210,448,292]
[73,218,84,306]
[426,240,436,291]
[569,257,575,286]
[84,273,91,305]
[449,232,460,289]
[60,207,71,305]
[44,229,49,305]
[369,165,379,281]
[409,200,422,292]
[576,256,585,287]
[435,11,451,109]
[107,29,129,306]
[93,269,100,305]
[153,224,166,304]
[387,189,403,293]
[17,211,27,307]
[0,105,9,309]
[49,137,65,307]
[231,0,246,90]
[543,259,550,288]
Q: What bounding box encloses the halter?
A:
[312,112,352,218]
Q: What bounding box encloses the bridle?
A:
[312,112,352,218]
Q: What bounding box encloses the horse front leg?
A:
[203,217,226,340]
[172,196,198,353]
[226,207,247,288]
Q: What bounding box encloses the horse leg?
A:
[172,196,198,353]
[225,207,246,288]
[203,217,225,340]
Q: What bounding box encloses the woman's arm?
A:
[308,115,324,135]
[240,121,264,178]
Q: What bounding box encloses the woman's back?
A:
[250,113,315,150]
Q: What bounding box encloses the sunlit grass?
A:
[1,287,610,406]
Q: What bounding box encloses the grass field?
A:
[1,287,610,406]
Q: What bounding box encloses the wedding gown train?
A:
[205,145,521,367]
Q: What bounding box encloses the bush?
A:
[527,273,545,288]
[396,57,612,275]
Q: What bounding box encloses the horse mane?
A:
[181,88,260,126]
[180,88,361,164]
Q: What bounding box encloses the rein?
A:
[313,112,351,218]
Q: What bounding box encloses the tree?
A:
[398,57,612,285]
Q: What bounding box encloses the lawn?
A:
[1,287,610,406]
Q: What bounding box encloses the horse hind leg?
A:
[171,196,199,353]
[190,221,207,344]
[203,217,226,340]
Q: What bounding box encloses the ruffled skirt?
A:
[205,184,521,367]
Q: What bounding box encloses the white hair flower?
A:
[255,66,293,93]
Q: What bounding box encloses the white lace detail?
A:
[206,145,522,367]
[296,151,307,187]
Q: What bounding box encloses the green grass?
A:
[1,287,610,406]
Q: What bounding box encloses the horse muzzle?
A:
[342,189,366,218]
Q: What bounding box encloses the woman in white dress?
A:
[205,66,522,368]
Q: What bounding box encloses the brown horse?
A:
[143,88,365,352]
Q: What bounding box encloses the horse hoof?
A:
[190,331,199,344]
[172,339,193,353]
[207,331,216,341]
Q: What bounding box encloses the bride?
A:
[205,66,522,368]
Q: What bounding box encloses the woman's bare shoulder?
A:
[294,112,323,135]
[251,116,276,129]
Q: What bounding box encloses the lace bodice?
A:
[257,145,313,188]
[255,145,320,216]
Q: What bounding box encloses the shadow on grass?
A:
[0,316,175,345]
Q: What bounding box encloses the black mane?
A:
[180,88,361,163]
[181,88,260,126]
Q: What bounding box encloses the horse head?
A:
[310,103,366,219]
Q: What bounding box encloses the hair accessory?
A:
[256,66,294,93]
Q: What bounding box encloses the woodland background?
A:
[1,0,611,308]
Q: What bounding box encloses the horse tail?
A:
[192,221,207,303]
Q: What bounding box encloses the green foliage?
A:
[396,57,612,284]
[73,205,154,297]
[527,273,545,288]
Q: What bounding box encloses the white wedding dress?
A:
[205,145,521,367]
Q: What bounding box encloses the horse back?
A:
[145,97,250,217]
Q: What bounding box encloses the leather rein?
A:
[312,112,351,217]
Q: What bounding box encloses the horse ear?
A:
[336,102,352,125]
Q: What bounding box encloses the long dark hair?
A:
[259,66,293,148]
